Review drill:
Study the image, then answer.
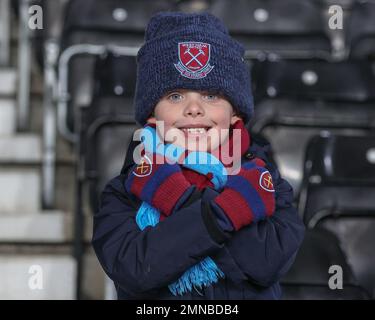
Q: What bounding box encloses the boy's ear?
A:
[230,113,242,125]
[146,113,156,124]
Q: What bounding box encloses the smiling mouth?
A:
[180,127,211,135]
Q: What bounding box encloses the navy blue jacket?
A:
[92,135,305,300]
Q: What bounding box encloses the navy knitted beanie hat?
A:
[134,12,254,126]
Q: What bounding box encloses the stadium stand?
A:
[298,133,375,297]
[1,0,375,299]
[81,52,138,213]
[249,58,375,196]
[281,228,370,299]
[347,0,375,59]
[54,0,375,300]
[209,0,333,59]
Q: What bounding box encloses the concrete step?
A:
[0,255,76,299]
[0,68,17,96]
[0,135,41,163]
[0,168,40,213]
[0,99,16,135]
[0,210,93,243]
[0,211,70,243]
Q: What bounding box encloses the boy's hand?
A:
[212,159,276,231]
[125,152,194,216]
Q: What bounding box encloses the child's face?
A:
[147,89,241,152]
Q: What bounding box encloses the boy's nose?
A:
[183,99,205,117]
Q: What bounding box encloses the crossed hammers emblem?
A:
[136,159,150,175]
[184,47,205,67]
[263,175,273,189]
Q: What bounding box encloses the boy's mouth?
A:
[177,125,212,137]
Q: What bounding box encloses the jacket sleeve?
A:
[203,153,306,287]
[91,174,228,296]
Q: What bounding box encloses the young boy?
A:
[92,12,305,300]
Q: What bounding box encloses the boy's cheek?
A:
[163,127,185,144]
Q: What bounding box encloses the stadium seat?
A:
[71,53,140,298]
[253,59,375,102]
[80,53,139,212]
[209,0,331,59]
[61,0,173,48]
[249,59,375,196]
[347,0,375,59]
[299,133,375,297]
[281,228,370,300]
[92,51,137,99]
[58,0,175,140]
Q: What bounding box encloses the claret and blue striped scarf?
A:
[134,120,250,296]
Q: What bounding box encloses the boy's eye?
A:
[168,93,183,101]
[203,94,218,101]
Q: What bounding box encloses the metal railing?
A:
[0,0,10,66]
[56,44,139,143]
[17,0,32,130]
[42,43,139,209]
[42,40,59,209]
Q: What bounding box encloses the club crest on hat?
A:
[174,42,214,79]
[133,155,152,177]
[259,171,275,192]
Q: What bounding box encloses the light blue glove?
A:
[140,126,185,162]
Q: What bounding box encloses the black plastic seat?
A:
[248,59,375,197]
[252,59,375,104]
[250,59,375,136]
[298,133,375,297]
[93,52,137,98]
[281,228,370,300]
[300,134,375,225]
[66,50,138,132]
[72,53,139,298]
[347,1,375,59]
[84,111,138,213]
[61,0,173,49]
[80,53,140,212]
[60,0,175,139]
[209,0,331,59]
